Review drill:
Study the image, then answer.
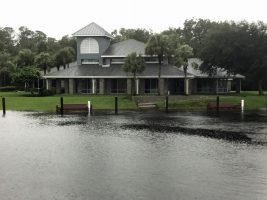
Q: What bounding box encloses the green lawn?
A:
[0,92,137,112]
[0,91,266,112]
[157,92,267,111]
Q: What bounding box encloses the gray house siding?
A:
[76,36,111,65]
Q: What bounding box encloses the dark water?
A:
[0,111,267,200]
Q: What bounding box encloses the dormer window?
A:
[80,38,99,54]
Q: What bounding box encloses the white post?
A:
[136,79,139,95]
[88,101,91,115]
[46,79,48,90]
[241,99,244,112]
[92,79,95,94]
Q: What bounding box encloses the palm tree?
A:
[35,52,52,75]
[173,44,195,95]
[145,33,169,95]
[173,44,194,77]
[54,47,75,70]
[122,53,145,95]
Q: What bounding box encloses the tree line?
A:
[0,26,76,89]
[1,19,267,94]
[118,19,267,95]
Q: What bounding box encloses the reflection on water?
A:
[0,111,267,200]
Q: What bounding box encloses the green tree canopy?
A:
[182,19,217,56]
[111,28,151,43]
[199,21,267,95]
[35,52,52,74]
[12,66,40,90]
[173,44,194,77]
[54,47,75,70]
[0,53,15,86]
[17,49,35,67]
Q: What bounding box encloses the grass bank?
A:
[155,92,267,111]
[0,92,136,112]
[0,91,266,112]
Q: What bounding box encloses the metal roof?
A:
[103,39,145,56]
[72,22,113,38]
[187,58,245,79]
[43,63,192,79]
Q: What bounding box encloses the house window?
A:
[111,58,125,64]
[81,59,99,64]
[52,79,57,87]
[110,79,127,93]
[144,79,158,94]
[80,79,92,93]
[144,57,158,63]
[102,58,110,67]
[80,38,99,54]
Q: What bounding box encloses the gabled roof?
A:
[102,39,145,57]
[72,22,113,38]
[187,58,245,79]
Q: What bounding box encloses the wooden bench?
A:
[56,104,88,113]
[207,102,241,110]
[137,102,158,109]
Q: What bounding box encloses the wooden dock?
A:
[56,104,88,113]
[207,102,241,110]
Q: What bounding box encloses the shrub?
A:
[0,86,17,92]
[39,88,55,96]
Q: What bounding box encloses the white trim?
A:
[136,79,139,95]
[101,54,158,58]
[73,35,114,39]
[46,79,49,90]
[92,78,95,94]
[101,55,127,58]
[111,62,124,64]
[82,61,99,64]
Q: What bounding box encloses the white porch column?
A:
[99,79,105,94]
[136,79,139,95]
[46,79,52,90]
[92,78,96,94]
[69,79,74,94]
[184,78,189,95]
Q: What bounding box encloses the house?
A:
[43,22,244,95]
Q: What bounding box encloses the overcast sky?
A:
[1,0,267,39]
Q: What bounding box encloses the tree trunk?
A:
[57,66,60,71]
[43,68,46,75]
[183,66,187,78]
[258,80,264,95]
[63,65,66,69]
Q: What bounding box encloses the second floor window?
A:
[80,38,99,54]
